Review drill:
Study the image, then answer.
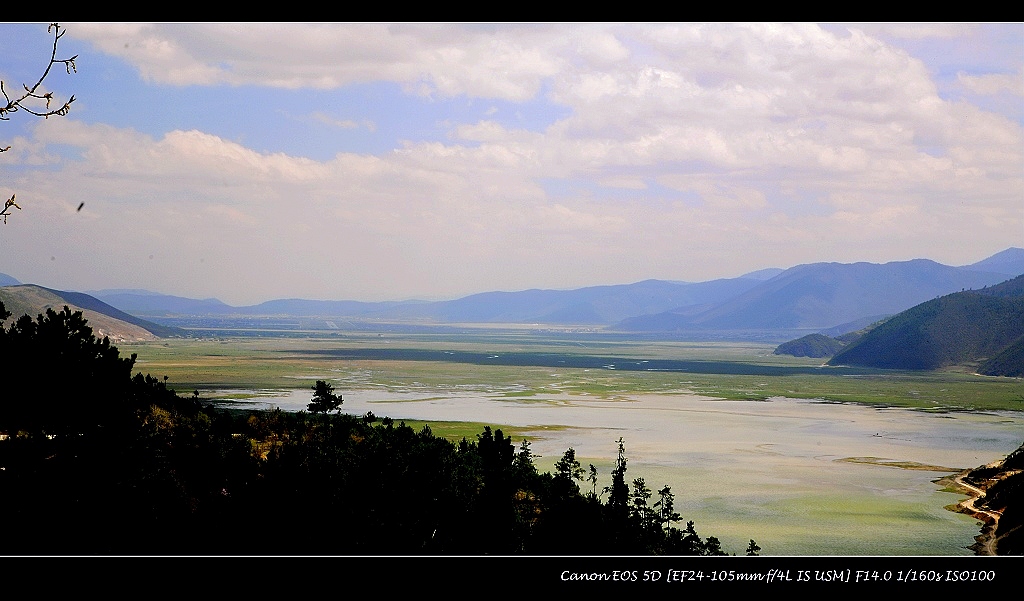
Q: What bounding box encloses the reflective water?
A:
[217,387,1024,555]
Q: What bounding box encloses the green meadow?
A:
[120,332,1024,415]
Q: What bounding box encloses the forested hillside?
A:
[978,337,1024,377]
[773,333,847,358]
[828,275,1024,372]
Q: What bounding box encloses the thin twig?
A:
[0,23,77,121]
[1,23,78,225]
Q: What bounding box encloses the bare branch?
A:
[1,23,77,121]
[2,23,78,225]
[1,195,21,223]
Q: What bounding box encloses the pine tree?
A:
[307,380,343,414]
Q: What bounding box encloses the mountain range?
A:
[1,248,1022,342]
[615,255,1020,335]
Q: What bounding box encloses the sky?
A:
[0,22,1021,305]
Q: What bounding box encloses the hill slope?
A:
[773,333,847,358]
[827,275,1024,372]
[0,285,178,340]
[978,337,1024,377]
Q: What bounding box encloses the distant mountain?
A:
[244,298,411,318]
[615,257,1018,334]
[386,277,765,324]
[20,248,1024,340]
[0,272,20,286]
[827,275,1024,373]
[89,291,235,316]
[961,247,1024,277]
[93,278,768,326]
[739,267,785,281]
[0,285,179,340]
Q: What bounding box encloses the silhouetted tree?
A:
[605,437,629,511]
[601,437,632,549]
[554,447,584,483]
[654,485,681,532]
[474,426,518,552]
[631,477,654,530]
[703,536,727,556]
[587,463,598,499]
[307,380,342,413]
[682,521,704,554]
[0,305,136,436]
[512,439,538,482]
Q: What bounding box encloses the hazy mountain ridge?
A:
[962,247,1024,276]
[90,276,770,326]
[6,248,1022,341]
[614,256,1022,334]
[392,277,768,324]
[87,291,235,316]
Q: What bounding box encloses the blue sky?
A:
[1,23,1021,304]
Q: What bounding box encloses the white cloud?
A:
[69,23,575,100]
[957,69,1024,96]
[847,23,973,40]
[8,23,1020,302]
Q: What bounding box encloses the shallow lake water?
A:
[216,387,1024,556]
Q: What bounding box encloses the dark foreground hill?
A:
[951,441,1024,555]
[827,275,1024,373]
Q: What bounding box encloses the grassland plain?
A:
[119,333,1024,414]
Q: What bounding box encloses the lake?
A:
[216,386,1024,556]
